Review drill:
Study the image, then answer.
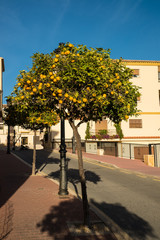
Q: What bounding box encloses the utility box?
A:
[97,149,104,155]
[86,142,97,154]
[144,155,154,167]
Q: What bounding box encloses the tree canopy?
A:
[11,43,139,128]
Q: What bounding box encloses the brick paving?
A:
[0,150,117,240]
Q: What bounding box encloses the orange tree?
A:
[11,43,140,226]
[6,71,59,175]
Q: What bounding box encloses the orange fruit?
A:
[58,89,62,94]
[109,79,114,83]
[69,43,74,47]
[65,50,70,55]
[33,88,37,92]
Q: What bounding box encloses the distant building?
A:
[88,60,160,144]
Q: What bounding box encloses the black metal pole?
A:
[149,144,152,154]
[7,125,10,154]
[58,113,68,196]
[12,129,15,150]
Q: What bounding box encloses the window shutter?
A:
[129,119,142,128]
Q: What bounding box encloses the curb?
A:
[52,149,119,169]
[59,149,160,179]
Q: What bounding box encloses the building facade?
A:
[88,60,160,144]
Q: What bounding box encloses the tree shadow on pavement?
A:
[47,168,101,198]
[36,197,114,240]
[90,199,157,240]
[13,149,71,173]
[0,151,31,239]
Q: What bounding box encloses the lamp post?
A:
[58,111,68,196]
[6,99,10,154]
[7,124,10,154]
[12,129,15,150]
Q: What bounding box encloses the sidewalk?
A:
[0,150,117,240]
[66,149,160,178]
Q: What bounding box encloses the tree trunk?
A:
[32,130,36,176]
[69,120,90,227]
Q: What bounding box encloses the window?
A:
[21,137,28,145]
[158,66,160,81]
[129,119,142,128]
[132,69,139,78]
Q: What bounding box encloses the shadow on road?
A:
[48,168,101,198]
[90,199,157,240]
[13,149,71,172]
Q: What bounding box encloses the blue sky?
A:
[1,0,160,103]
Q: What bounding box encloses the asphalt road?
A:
[13,149,160,240]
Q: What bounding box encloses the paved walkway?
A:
[67,149,160,178]
[0,150,117,240]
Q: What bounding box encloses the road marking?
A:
[153,178,160,182]
[120,170,132,174]
[136,174,147,178]
[83,159,116,170]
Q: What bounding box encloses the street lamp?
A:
[58,111,68,196]
[6,99,10,154]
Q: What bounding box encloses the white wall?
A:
[50,120,87,140]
